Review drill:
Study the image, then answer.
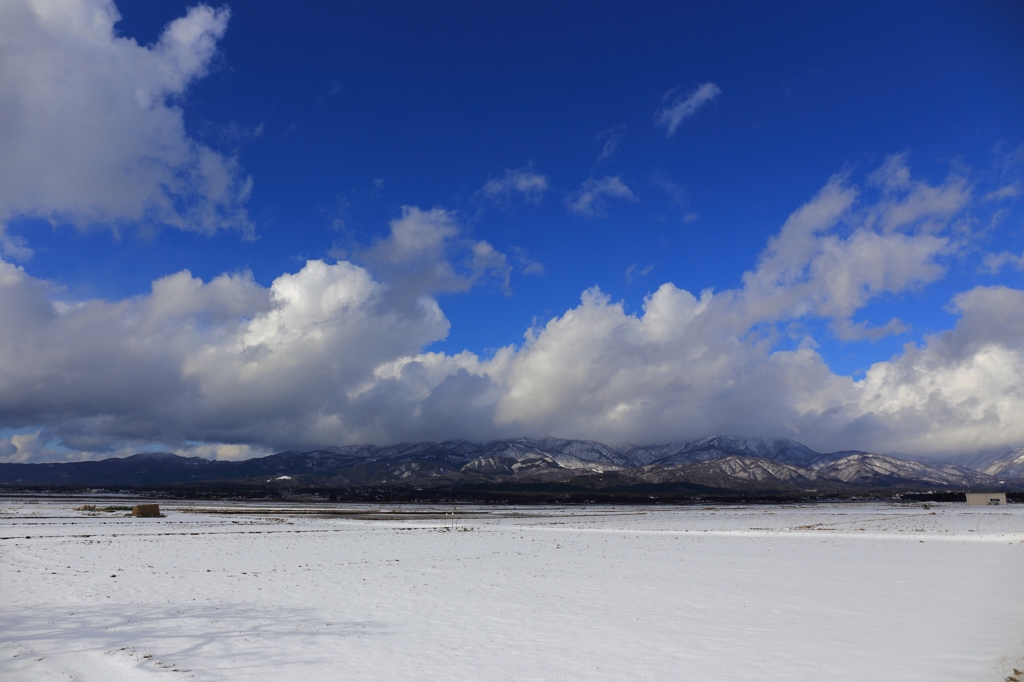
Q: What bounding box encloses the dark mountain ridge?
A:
[1,436,1020,492]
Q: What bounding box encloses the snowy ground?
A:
[1,498,1021,681]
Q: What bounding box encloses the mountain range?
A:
[2,436,1021,494]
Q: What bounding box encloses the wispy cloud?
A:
[565,176,636,218]
[654,82,721,137]
[479,166,549,204]
[594,125,627,164]
[625,263,655,287]
[511,246,544,276]
[831,317,909,341]
[983,250,1024,273]
[984,184,1021,202]
[652,174,700,224]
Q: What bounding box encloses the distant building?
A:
[965,492,1007,506]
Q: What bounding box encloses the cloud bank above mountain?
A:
[1,156,1021,462]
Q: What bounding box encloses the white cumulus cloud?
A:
[363,207,512,297]
[0,255,450,455]
[0,0,252,258]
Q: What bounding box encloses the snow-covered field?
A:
[2,499,1021,681]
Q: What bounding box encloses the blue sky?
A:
[1,0,1022,461]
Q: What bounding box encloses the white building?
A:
[965,492,1007,506]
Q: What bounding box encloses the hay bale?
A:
[131,504,160,518]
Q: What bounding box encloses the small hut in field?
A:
[965,493,1006,506]
[131,504,160,517]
